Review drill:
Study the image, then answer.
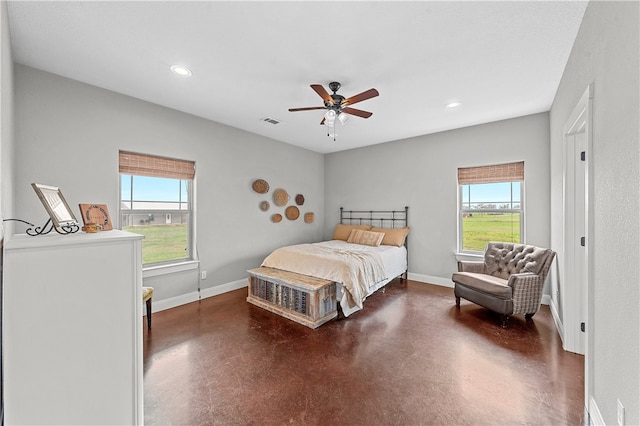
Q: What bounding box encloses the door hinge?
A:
[580,236,586,246]
[580,151,586,161]
[581,322,585,332]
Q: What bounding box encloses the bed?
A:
[247,207,409,327]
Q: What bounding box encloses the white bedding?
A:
[261,240,407,317]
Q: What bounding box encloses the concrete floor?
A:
[143,279,584,425]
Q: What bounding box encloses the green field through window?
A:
[462,212,520,252]
[123,224,188,264]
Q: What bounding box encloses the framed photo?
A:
[78,203,113,230]
[31,183,79,228]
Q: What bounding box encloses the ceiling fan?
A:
[288,82,379,139]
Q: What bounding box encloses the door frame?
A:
[561,85,593,411]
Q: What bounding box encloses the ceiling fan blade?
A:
[342,88,379,106]
[342,107,373,119]
[310,84,334,105]
[288,106,326,112]
[320,117,326,125]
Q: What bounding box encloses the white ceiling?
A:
[7,1,588,154]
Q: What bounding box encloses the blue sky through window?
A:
[462,182,521,206]
[121,175,188,202]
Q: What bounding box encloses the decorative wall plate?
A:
[285,206,300,220]
[271,213,282,223]
[252,179,269,194]
[273,188,289,206]
[259,201,270,211]
[295,194,305,205]
[304,212,315,223]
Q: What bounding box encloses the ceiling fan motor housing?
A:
[325,82,345,109]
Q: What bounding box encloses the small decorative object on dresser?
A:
[31,183,79,235]
[79,203,113,231]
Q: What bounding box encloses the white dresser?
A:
[3,230,144,425]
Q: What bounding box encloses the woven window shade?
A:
[119,151,195,180]
[458,161,524,184]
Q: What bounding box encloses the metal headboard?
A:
[340,206,409,230]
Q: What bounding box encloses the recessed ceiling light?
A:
[445,101,462,109]
[170,65,192,77]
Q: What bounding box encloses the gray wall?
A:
[550,1,639,424]
[13,65,324,303]
[324,112,551,284]
[1,1,15,237]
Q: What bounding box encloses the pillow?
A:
[370,227,410,247]
[332,224,373,241]
[347,229,385,247]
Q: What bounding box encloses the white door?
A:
[573,130,587,355]
[563,109,588,354]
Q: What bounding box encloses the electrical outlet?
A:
[201,271,207,280]
[617,399,625,426]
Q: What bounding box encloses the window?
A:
[458,161,524,253]
[119,151,195,266]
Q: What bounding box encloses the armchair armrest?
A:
[507,272,544,314]
[457,260,485,273]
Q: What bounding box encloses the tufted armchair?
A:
[452,242,556,328]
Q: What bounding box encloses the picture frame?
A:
[78,203,113,230]
[31,183,79,229]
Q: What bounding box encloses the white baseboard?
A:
[588,395,604,425]
[200,278,247,299]
[151,278,247,313]
[408,272,453,288]
[152,291,200,313]
[549,298,565,345]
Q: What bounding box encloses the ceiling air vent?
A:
[260,117,284,126]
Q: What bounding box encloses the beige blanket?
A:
[261,243,387,314]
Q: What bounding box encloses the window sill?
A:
[143,260,199,278]
[454,252,484,262]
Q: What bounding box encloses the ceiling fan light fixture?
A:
[324,109,336,124]
[170,64,192,77]
[445,100,462,109]
[338,112,349,125]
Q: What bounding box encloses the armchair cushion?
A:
[452,272,512,299]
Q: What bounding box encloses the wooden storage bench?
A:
[247,267,337,329]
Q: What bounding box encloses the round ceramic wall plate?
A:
[285,205,300,220]
[259,201,270,211]
[273,188,289,206]
[252,179,269,194]
[304,212,314,223]
[295,194,305,205]
[271,213,282,223]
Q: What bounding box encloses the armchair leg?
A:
[525,313,535,321]
[146,298,152,330]
[501,315,509,328]
[455,296,460,307]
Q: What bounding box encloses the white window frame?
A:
[119,174,194,267]
[457,162,525,254]
[118,151,197,273]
